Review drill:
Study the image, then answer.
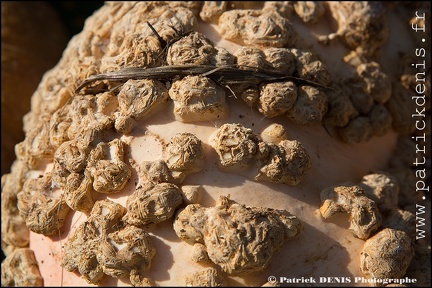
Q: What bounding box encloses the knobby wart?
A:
[146,21,194,63]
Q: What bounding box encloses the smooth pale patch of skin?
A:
[30,9,411,287]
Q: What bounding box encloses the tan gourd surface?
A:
[2,2,430,287]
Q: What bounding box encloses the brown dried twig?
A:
[75,64,332,93]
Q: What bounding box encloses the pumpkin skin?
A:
[2,2,430,287]
[29,106,398,286]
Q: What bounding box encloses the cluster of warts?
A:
[319,171,415,279]
[16,130,208,284]
[61,200,155,285]
[211,123,311,185]
[174,195,303,276]
[71,2,410,146]
[1,1,429,286]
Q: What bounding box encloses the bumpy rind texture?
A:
[173,196,303,275]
